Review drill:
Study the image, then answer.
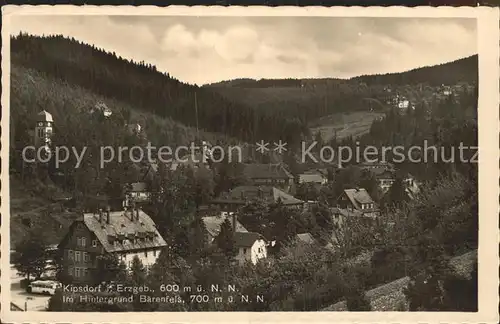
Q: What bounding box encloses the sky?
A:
[10,15,477,85]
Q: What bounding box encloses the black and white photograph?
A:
[0,5,498,323]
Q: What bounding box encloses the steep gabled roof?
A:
[81,209,167,253]
[242,163,293,180]
[234,232,265,248]
[212,185,304,206]
[343,188,375,210]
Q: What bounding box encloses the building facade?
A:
[242,163,294,192]
[337,188,380,218]
[211,185,305,216]
[34,110,53,153]
[58,208,167,282]
[123,182,151,207]
[234,232,267,265]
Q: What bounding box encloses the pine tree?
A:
[188,217,208,257]
[130,256,147,285]
[385,176,408,209]
[13,230,49,280]
[215,219,236,258]
[92,253,124,284]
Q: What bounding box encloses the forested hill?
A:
[206,55,477,124]
[208,55,478,89]
[10,33,307,144]
[352,55,478,86]
[10,33,477,146]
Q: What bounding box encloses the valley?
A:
[7,33,479,313]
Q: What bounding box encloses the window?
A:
[68,250,74,260]
[37,128,44,138]
[74,267,81,277]
[144,251,148,258]
[76,237,81,246]
[81,237,86,247]
[243,248,247,254]
[92,240,98,247]
[75,251,81,262]
[83,252,89,262]
[153,250,157,257]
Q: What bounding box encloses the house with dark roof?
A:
[242,163,294,192]
[234,232,267,265]
[358,161,396,192]
[170,141,213,171]
[201,215,268,265]
[359,162,418,195]
[202,215,248,244]
[123,182,151,207]
[211,185,305,215]
[337,188,380,218]
[58,208,167,282]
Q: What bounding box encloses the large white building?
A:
[58,208,167,282]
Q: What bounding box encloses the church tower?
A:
[35,110,54,153]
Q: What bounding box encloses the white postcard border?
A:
[1,5,499,324]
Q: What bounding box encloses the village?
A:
[7,28,479,312]
[10,102,425,310]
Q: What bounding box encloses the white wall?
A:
[118,248,162,269]
[236,239,267,265]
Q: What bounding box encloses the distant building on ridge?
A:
[34,110,54,154]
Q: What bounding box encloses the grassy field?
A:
[309,111,385,141]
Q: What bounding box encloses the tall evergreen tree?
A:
[215,219,236,258]
[13,230,49,280]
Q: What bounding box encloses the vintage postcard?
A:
[1,4,498,324]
